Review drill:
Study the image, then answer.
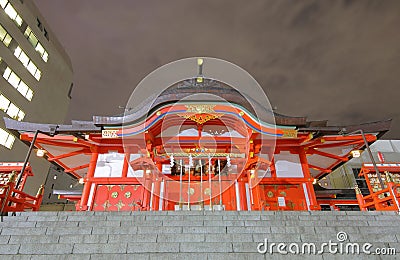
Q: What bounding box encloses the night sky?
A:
[34,0,400,138]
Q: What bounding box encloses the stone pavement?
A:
[0,211,399,259]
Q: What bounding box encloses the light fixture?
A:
[78,178,84,184]
[351,150,361,158]
[36,149,46,157]
[197,58,203,66]
[312,179,317,185]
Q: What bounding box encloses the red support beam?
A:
[64,164,90,173]
[48,149,90,161]
[308,148,349,162]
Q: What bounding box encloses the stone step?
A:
[0,211,399,259]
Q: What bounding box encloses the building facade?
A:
[5,76,392,211]
[0,0,73,195]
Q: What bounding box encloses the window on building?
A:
[0,26,7,40]
[2,66,34,101]
[44,28,49,41]
[0,93,25,121]
[2,2,23,27]
[1,4,49,62]
[0,94,10,111]
[68,83,73,99]
[24,26,49,62]
[8,71,20,88]
[13,46,42,80]
[0,127,15,149]
[0,24,13,47]
[0,0,7,8]
[36,18,43,31]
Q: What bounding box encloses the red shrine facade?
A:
[5,51,396,214]
[4,76,392,212]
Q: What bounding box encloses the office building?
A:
[0,0,73,195]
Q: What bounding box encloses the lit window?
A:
[17,81,28,96]
[15,15,22,26]
[35,43,44,55]
[2,2,23,28]
[13,46,41,80]
[3,67,11,79]
[0,26,6,40]
[23,26,49,62]
[4,4,17,20]
[8,71,20,88]
[0,24,12,47]
[19,52,29,67]
[5,134,15,148]
[43,51,48,62]
[2,66,34,101]
[0,93,25,121]
[27,61,36,75]
[0,0,7,8]
[3,34,12,46]
[0,128,15,149]
[34,70,41,81]
[17,110,25,121]
[6,103,18,118]
[24,26,31,37]
[0,94,10,111]
[14,46,22,57]
[26,89,33,101]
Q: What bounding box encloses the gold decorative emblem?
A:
[279,191,287,197]
[116,200,125,211]
[177,105,224,124]
[204,188,211,196]
[267,191,274,198]
[239,111,244,116]
[188,188,195,195]
[282,129,298,138]
[125,192,132,198]
[102,200,111,209]
[111,191,119,198]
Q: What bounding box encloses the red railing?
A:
[356,182,400,211]
[0,174,44,213]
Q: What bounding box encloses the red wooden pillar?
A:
[237,175,247,210]
[122,153,129,178]
[141,173,152,211]
[79,150,98,211]
[152,176,161,211]
[299,148,320,210]
[250,169,262,210]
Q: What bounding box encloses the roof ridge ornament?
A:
[196,58,204,84]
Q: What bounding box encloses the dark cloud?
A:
[34,0,400,138]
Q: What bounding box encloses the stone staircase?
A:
[0,211,399,259]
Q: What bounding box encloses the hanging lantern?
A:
[189,154,193,167]
[170,154,174,167]
[226,155,231,167]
